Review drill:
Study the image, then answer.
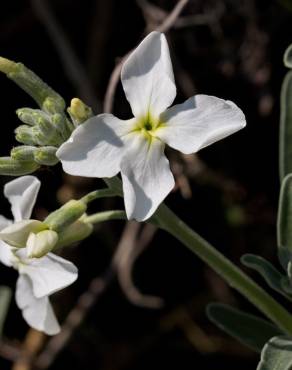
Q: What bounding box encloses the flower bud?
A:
[44,200,87,233]
[0,220,47,248]
[42,97,65,115]
[33,146,59,166]
[32,119,63,146]
[11,146,37,161]
[15,125,38,145]
[16,108,49,126]
[0,59,65,114]
[67,98,93,126]
[51,113,73,140]
[27,229,58,258]
[56,220,93,248]
[0,157,40,176]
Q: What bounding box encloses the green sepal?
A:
[16,108,49,126]
[241,254,292,301]
[207,303,284,353]
[56,220,93,249]
[257,336,292,370]
[51,113,73,140]
[11,145,37,161]
[0,157,40,176]
[15,125,38,145]
[33,146,58,166]
[32,118,63,146]
[44,200,87,233]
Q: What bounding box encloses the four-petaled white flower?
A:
[57,31,246,221]
[0,176,78,335]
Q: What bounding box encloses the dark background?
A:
[0,0,292,369]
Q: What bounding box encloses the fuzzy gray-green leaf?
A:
[241,254,292,300]
[278,174,292,250]
[284,44,292,68]
[279,71,292,181]
[207,303,284,353]
[257,336,292,370]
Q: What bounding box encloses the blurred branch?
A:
[30,0,100,112]
[32,221,160,369]
[0,340,21,362]
[137,0,224,36]
[113,222,163,308]
[32,269,115,370]
[103,0,190,113]
[12,331,46,370]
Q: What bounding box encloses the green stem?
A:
[155,204,292,334]
[81,188,118,204]
[104,176,292,333]
[83,210,126,224]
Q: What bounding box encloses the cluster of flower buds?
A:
[0,194,93,259]
[0,57,92,176]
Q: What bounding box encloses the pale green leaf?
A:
[207,303,284,353]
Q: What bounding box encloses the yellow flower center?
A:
[132,113,164,140]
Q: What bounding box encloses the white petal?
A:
[19,253,78,298]
[57,114,133,178]
[16,275,60,335]
[121,31,176,118]
[0,220,46,248]
[157,95,246,154]
[4,176,40,221]
[0,215,12,231]
[120,134,174,221]
[26,230,58,258]
[0,241,14,267]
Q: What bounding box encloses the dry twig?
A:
[113,222,162,308]
[103,0,190,113]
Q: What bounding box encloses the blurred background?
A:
[0,0,292,369]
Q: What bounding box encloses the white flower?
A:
[57,31,246,221]
[0,176,78,335]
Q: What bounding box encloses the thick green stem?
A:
[83,210,126,224]
[155,204,292,334]
[81,188,118,204]
[103,176,292,333]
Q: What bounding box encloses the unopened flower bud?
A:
[42,97,65,115]
[56,220,93,248]
[33,146,59,166]
[11,146,37,161]
[0,220,47,248]
[27,229,58,258]
[15,125,38,145]
[51,113,73,140]
[0,58,65,113]
[32,119,63,146]
[44,200,87,233]
[0,157,40,176]
[67,98,93,126]
[16,108,49,126]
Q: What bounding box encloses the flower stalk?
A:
[83,210,126,224]
[80,188,119,204]
[155,204,292,334]
[104,176,292,334]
